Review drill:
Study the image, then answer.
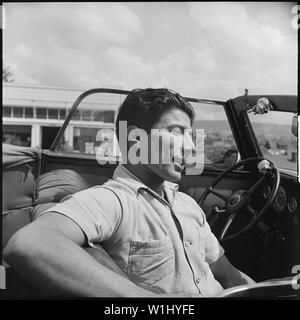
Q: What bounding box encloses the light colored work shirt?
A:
[42,164,224,296]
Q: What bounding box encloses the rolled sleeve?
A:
[39,187,122,247]
[203,218,225,265]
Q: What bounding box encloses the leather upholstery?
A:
[3,165,36,213]
[32,169,205,222]
[2,208,32,249]
[32,169,93,220]
[2,145,40,248]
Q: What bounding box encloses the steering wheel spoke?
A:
[247,174,267,196]
[220,213,237,240]
[199,157,280,242]
[245,204,258,218]
[208,187,229,202]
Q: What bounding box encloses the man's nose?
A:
[183,132,196,154]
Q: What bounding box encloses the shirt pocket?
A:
[127,236,174,286]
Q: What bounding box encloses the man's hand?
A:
[257,159,271,173]
[249,97,273,115]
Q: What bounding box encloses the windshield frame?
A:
[49,88,297,175]
[49,88,226,151]
[245,109,297,173]
[223,95,298,173]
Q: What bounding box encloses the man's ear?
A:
[118,125,141,156]
[127,125,140,142]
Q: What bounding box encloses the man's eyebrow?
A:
[166,124,191,131]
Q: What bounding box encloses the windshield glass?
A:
[55,92,124,157]
[191,101,238,166]
[248,110,297,172]
[55,92,240,173]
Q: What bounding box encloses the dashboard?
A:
[263,183,298,215]
[261,170,299,214]
[258,172,300,278]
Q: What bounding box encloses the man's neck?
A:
[123,164,165,197]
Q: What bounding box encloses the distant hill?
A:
[193,120,232,133]
[251,122,292,139]
[194,120,293,139]
[260,147,297,171]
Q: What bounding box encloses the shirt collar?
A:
[112,164,179,198]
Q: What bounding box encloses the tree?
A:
[264,140,271,150]
[3,65,14,82]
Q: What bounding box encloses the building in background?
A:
[3,83,123,152]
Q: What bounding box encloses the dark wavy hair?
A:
[223,149,238,160]
[115,88,195,141]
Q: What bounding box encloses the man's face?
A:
[224,153,238,166]
[145,108,195,182]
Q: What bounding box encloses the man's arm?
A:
[3,212,158,297]
[210,255,256,289]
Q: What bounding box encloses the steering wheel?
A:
[198,157,280,242]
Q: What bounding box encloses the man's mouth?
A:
[172,156,184,171]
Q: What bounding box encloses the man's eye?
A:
[185,130,193,138]
[170,127,182,135]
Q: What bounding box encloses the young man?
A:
[223,149,238,167]
[4,88,254,297]
[215,149,238,169]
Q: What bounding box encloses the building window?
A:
[72,127,99,153]
[36,108,47,119]
[72,110,81,120]
[70,126,117,156]
[59,109,66,120]
[94,111,104,122]
[104,111,114,123]
[48,109,59,119]
[13,107,24,118]
[3,106,12,117]
[3,125,31,147]
[25,107,34,118]
[82,110,93,121]
[93,111,114,122]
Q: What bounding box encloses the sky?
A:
[2,2,298,100]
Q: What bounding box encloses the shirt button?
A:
[185,240,192,247]
[196,278,201,285]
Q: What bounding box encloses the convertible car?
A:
[1,88,299,298]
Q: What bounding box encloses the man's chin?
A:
[149,164,183,182]
[165,171,182,183]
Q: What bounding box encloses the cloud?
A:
[186,2,297,97]
[3,2,297,100]
[3,3,141,86]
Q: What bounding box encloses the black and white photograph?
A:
[1,2,299,303]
